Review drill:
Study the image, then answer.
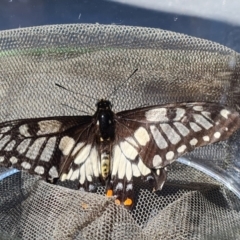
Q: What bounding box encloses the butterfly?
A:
[0,99,239,209]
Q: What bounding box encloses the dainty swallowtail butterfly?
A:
[0,100,239,208]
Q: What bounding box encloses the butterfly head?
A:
[96,99,112,110]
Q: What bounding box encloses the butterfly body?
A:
[0,100,240,209]
[94,100,115,182]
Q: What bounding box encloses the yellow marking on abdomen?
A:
[101,152,110,179]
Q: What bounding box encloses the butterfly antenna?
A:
[108,68,138,100]
[55,83,96,112]
[60,103,90,115]
[55,83,98,101]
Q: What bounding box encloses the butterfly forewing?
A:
[115,102,240,170]
[0,116,96,181]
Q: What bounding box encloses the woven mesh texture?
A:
[0,24,240,239]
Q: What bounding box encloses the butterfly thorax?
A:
[96,99,115,141]
[95,100,115,180]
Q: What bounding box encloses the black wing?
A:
[107,102,240,206]
[0,116,102,189]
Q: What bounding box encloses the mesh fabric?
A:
[0,24,240,239]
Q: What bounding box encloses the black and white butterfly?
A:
[0,100,239,208]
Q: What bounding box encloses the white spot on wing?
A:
[146,175,154,182]
[26,137,46,160]
[134,127,150,146]
[0,135,11,150]
[153,155,163,167]
[126,183,133,191]
[37,120,62,135]
[132,164,141,177]
[79,164,86,185]
[193,114,213,130]
[40,137,57,162]
[72,146,98,182]
[59,136,75,156]
[190,138,198,146]
[201,111,212,120]
[17,139,31,154]
[60,173,67,181]
[115,182,123,190]
[34,166,45,175]
[89,147,99,177]
[177,145,187,153]
[203,136,210,142]
[4,140,16,151]
[49,166,59,178]
[193,105,203,111]
[173,108,186,121]
[138,158,151,176]
[150,125,167,149]
[86,172,92,182]
[214,132,221,139]
[117,151,127,179]
[66,168,73,179]
[126,160,132,181]
[190,122,202,132]
[120,141,138,160]
[19,124,31,137]
[166,151,174,161]
[10,156,18,164]
[74,144,91,164]
[70,169,80,181]
[220,109,230,119]
[145,108,168,122]
[88,184,95,191]
[21,161,31,169]
[173,122,190,136]
[112,145,121,177]
[160,123,181,144]
[0,156,4,162]
[72,142,85,156]
[125,137,138,147]
[85,155,94,181]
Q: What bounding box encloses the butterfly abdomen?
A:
[100,152,110,180]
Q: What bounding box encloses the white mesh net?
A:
[0,24,240,239]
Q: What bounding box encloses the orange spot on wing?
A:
[106,189,113,197]
[124,198,133,206]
